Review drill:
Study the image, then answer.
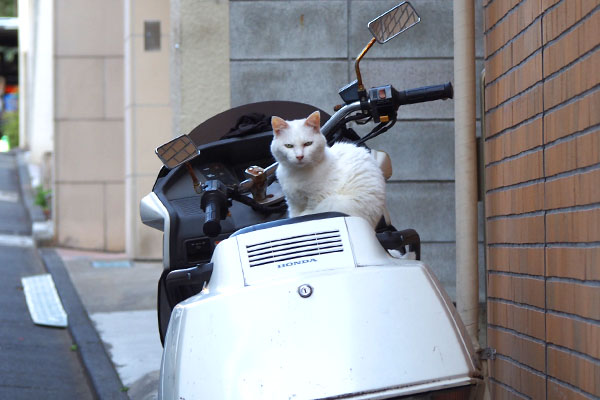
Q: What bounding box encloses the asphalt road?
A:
[0,152,94,399]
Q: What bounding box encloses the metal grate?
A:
[21,274,68,328]
[247,230,343,267]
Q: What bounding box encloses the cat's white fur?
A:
[270,111,386,228]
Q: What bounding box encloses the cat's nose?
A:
[296,155,304,161]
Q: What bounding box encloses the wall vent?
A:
[246,230,343,267]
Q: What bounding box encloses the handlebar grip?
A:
[203,200,222,237]
[395,82,453,106]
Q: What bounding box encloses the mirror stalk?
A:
[355,37,376,92]
[184,162,203,194]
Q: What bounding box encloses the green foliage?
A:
[70,344,78,351]
[2,111,18,148]
[120,386,130,392]
[34,185,51,211]
[0,0,16,17]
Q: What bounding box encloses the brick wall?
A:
[483,0,600,398]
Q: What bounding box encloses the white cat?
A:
[270,111,386,228]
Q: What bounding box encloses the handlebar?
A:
[393,82,453,106]
[201,180,229,237]
[203,201,222,237]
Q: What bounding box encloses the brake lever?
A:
[238,162,278,197]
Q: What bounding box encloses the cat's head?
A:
[270,111,326,168]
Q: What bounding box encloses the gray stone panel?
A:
[349,0,484,59]
[230,61,349,112]
[369,121,455,180]
[359,59,484,119]
[421,242,486,303]
[230,1,348,60]
[386,182,455,241]
[386,182,484,242]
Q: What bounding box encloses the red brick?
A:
[486,182,545,217]
[542,0,562,12]
[485,0,543,57]
[488,327,546,371]
[544,89,600,143]
[544,50,600,109]
[485,117,543,164]
[489,381,528,399]
[487,215,545,244]
[485,0,520,32]
[547,312,600,359]
[546,247,600,281]
[543,0,599,43]
[547,280,600,320]
[545,129,600,177]
[545,169,600,210]
[490,357,546,399]
[547,346,600,396]
[548,379,596,400]
[485,52,543,111]
[488,246,545,275]
[486,150,543,190]
[488,273,545,308]
[485,19,542,84]
[543,9,600,77]
[547,208,600,243]
[488,299,546,340]
[486,84,543,138]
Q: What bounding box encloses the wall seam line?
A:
[540,7,549,397]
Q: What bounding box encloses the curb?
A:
[14,150,128,399]
[40,248,129,400]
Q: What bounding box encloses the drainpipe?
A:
[453,0,479,347]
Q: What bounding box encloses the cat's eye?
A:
[284,144,294,149]
[304,142,313,147]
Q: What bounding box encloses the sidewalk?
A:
[6,149,163,399]
[49,248,163,399]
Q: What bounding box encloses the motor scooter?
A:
[141,2,483,398]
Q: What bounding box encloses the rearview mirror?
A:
[368,1,420,44]
[155,135,200,169]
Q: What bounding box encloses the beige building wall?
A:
[52,0,229,257]
[53,0,125,251]
[124,0,172,259]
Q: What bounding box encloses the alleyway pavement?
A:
[0,151,94,399]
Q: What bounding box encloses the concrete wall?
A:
[53,0,125,251]
[171,0,230,137]
[228,0,485,299]
[483,0,600,398]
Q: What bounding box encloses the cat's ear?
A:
[304,111,320,133]
[271,116,289,136]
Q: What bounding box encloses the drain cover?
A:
[0,190,18,202]
[91,260,132,268]
[21,274,68,328]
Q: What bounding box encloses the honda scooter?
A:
[141,2,483,398]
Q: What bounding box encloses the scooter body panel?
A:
[159,217,479,399]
